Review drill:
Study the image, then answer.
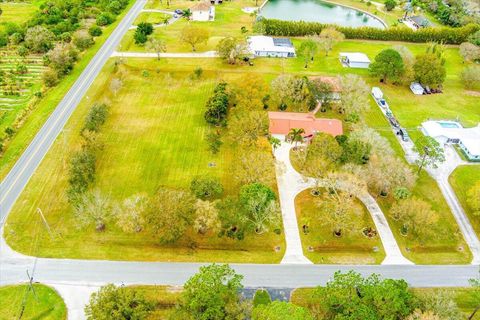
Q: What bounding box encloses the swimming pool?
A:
[438,121,462,129]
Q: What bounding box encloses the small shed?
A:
[339,52,371,69]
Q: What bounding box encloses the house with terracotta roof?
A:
[191,1,215,21]
[268,112,343,137]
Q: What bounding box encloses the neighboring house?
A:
[247,36,296,58]
[421,120,480,161]
[309,76,342,100]
[339,52,371,68]
[191,2,215,21]
[268,112,343,137]
[408,16,430,29]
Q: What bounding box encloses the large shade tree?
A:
[175,264,247,320]
[313,271,415,319]
[369,48,405,84]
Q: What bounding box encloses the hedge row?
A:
[261,19,480,44]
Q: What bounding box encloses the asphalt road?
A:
[0,0,147,225]
[0,0,479,295]
[1,256,479,288]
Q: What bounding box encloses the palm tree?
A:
[287,128,305,148]
[183,9,192,20]
[269,136,281,153]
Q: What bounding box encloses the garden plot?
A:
[0,53,45,132]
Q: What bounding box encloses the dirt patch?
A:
[465,90,480,97]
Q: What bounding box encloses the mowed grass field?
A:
[0,0,136,179]
[295,189,385,264]
[5,58,285,263]
[5,38,478,263]
[450,166,480,235]
[0,284,67,320]
[120,0,256,53]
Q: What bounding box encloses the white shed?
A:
[339,52,371,69]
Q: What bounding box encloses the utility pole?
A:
[18,269,38,319]
[36,208,53,239]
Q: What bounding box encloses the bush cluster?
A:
[67,103,109,203]
[260,19,480,44]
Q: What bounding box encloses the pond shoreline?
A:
[259,0,388,29]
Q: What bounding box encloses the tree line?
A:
[85,264,480,319]
[257,18,479,44]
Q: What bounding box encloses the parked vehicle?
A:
[174,9,184,14]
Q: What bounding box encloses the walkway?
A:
[111,51,218,58]
[273,137,412,265]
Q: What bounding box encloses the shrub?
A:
[67,148,96,202]
[89,25,103,37]
[384,0,397,11]
[469,30,480,45]
[190,175,224,200]
[73,30,95,51]
[96,12,115,26]
[42,68,59,87]
[83,103,108,133]
[134,28,148,45]
[460,66,480,89]
[253,289,272,307]
[260,19,480,44]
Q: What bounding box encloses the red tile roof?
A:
[191,1,212,11]
[268,111,343,136]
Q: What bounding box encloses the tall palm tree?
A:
[288,128,305,148]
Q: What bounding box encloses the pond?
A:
[259,0,386,29]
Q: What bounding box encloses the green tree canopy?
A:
[314,270,415,319]
[413,53,446,87]
[85,284,153,320]
[176,264,246,320]
[369,48,405,84]
[190,175,224,200]
[239,183,279,234]
[414,136,445,173]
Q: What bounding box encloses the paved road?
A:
[0,0,147,225]
[1,256,479,288]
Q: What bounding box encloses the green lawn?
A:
[0,0,136,179]
[120,0,256,53]
[291,287,480,319]
[295,189,385,264]
[5,38,478,264]
[377,170,472,264]
[5,58,284,263]
[450,165,480,236]
[0,284,67,320]
[134,12,171,25]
